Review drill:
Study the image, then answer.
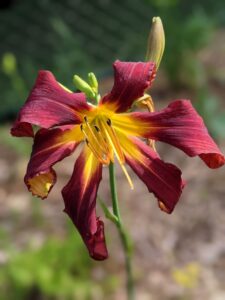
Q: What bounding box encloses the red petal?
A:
[130,100,225,168]
[101,60,156,112]
[25,125,81,199]
[11,71,91,137]
[62,146,108,260]
[121,135,184,213]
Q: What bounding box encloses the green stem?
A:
[109,162,135,300]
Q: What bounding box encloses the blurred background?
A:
[0,0,225,299]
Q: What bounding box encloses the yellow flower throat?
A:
[80,112,134,189]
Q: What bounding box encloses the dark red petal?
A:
[121,136,184,213]
[101,60,156,113]
[130,100,225,169]
[11,71,91,137]
[25,125,81,199]
[62,146,108,260]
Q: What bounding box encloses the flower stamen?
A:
[101,117,133,190]
[85,138,109,164]
[81,119,110,164]
[103,118,125,164]
[121,164,134,190]
[84,117,108,151]
[93,124,110,153]
[81,116,134,189]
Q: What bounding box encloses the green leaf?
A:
[99,199,118,225]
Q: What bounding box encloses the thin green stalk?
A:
[109,162,135,300]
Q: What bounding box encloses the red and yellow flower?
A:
[11,60,225,260]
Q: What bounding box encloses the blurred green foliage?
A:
[0,0,224,129]
[0,224,115,300]
[0,0,224,118]
[195,90,225,139]
[162,9,213,89]
[0,125,32,156]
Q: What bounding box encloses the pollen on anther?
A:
[106,118,112,126]
[94,125,100,132]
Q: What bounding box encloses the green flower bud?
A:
[73,75,95,99]
[88,72,98,93]
[146,16,165,70]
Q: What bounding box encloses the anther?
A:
[101,118,125,164]
[94,125,100,132]
[81,119,110,164]
[106,118,111,126]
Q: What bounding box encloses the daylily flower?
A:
[11,60,225,260]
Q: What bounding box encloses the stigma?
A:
[81,115,134,190]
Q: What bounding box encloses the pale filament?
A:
[101,117,134,190]
[84,116,109,154]
[81,118,110,164]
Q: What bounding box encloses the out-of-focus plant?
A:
[0,126,32,156]
[1,53,28,121]
[163,9,214,89]
[172,262,201,289]
[1,0,225,128]
[0,226,115,300]
[195,89,225,139]
[50,18,94,84]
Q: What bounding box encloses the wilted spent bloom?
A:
[11,60,225,260]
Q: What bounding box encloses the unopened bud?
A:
[88,72,98,93]
[73,75,95,99]
[146,17,165,69]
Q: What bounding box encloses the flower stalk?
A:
[109,162,134,300]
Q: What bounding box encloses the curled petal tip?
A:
[158,201,171,214]
[11,121,34,137]
[25,170,56,199]
[200,153,225,169]
[87,219,108,261]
